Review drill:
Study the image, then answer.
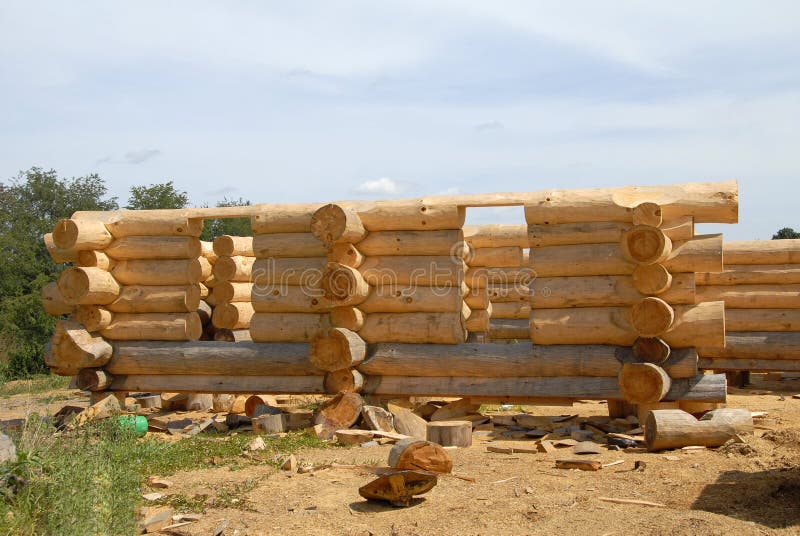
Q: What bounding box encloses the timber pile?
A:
[209,235,254,342]
[696,239,800,373]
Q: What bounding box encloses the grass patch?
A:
[0,417,332,535]
[0,374,71,398]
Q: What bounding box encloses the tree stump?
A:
[426,421,472,447]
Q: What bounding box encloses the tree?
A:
[200,197,253,241]
[773,227,800,239]
[0,168,118,378]
[126,181,188,210]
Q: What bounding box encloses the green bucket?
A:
[114,415,148,437]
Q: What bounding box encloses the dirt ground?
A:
[3,376,800,536]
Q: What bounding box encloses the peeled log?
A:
[530,301,725,347]
[101,312,202,341]
[632,202,663,226]
[722,239,800,265]
[490,301,529,319]
[251,257,326,285]
[212,329,252,342]
[328,243,364,268]
[465,267,533,288]
[321,263,370,306]
[464,288,490,310]
[426,421,472,447]
[360,256,464,286]
[388,438,453,473]
[42,282,74,316]
[249,313,330,342]
[696,265,800,286]
[314,392,364,432]
[105,237,201,260]
[464,224,527,248]
[644,408,753,451]
[530,234,721,277]
[252,233,326,258]
[468,246,523,268]
[106,341,318,377]
[213,235,254,257]
[358,343,697,379]
[465,308,491,332]
[486,285,529,303]
[529,274,694,308]
[109,374,324,394]
[725,309,800,332]
[632,264,673,295]
[102,213,203,237]
[310,204,366,245]
[244,394,279,417]
[112,259,204,285]
[618,363,671,404]
[489,318,529,340]
[360,285,463,314]
[527,217,693,248]
[76,368,113,391]
[107,285,200,313]
[77,250,114,271]
[251,285,331,313]
[212,282,253,303]
[632,337,671,364]
[359,312,466,344]
[212,302,255,329]
[310,328,367,371]
[697,332,800,360]
[250,204,322,234]
[75,305,113,331]
[201,241,217,264]
[357,230,465,256]
[630,297,675,338]
[213,256,255,282]
[522,181,738,224]
[43,233,78,263]
[58,267,121,305]
[330,307,365,331]
[52,218,113,250]
[696,284,800,309]
[46,320,113,372]
[620,225,672,265]
[341,199,465,231]
[324,369,365,393]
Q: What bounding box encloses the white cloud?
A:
[124,149,161,165]
[353,177,403,195]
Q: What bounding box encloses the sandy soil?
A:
[2,376,800,535]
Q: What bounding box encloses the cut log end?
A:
[310,327,367,371]
[358,471,438,507]
[621,226,672,265]
[388,438,453,473]
[632,264,673,295]
[426,420,472,447]
[311,204,366,245]
[324,369,365,393]
[632,202,663,227]
[618,362,671,404]
[314,392,365,431]
[632,337,671,364]
[631,297,675,337]
[321,263,370,305]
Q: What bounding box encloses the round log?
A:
[620,225,672,265]
[388,438,453,473]
[76,305,113,331]
[722,239,800,265]
[464,288,490,310]
[426,421,472,447]
[76,368,113,391]
[360,256,464,287]
[725,309,800,332]
[252,233,326,258]
[112,259,204,285]
[360,285,463,314]
[465,308,491,332]
[107,285,200,313]
[211,394,235,413]
[103,213,203,237]
[212,302,255,329]
[46,319,113,372]
[328,243,365,268]
[335,429,374,446]
[632,202,663,227]
[310,328,367,371]
[43,232,78,263]
[696,284,800,309]
[631,297,675,337]
[52,218,113,250]
[212,282,253,303]
[197,300,212,325]
[489,301,529,319]
[466,267,533,289]
[250,204,322,234]
[311,204,367,245]
[697,332,800,360]
[58,267,121,305]
[249,313,330,342]
[359,312,466,344]
[324,369,365,393]
[77,250,114,271]
[529,273,694,308]
[464,224,527,248]
[696,264,800,286]
[632,264,673,295]
[213,255,255,282]
[632,337,671,364]
[330,307,365,331]
[198,256,213,280]
[213,235,254,257]
[341,199,465,231]
[251,285,332,313]
[186,393,213,411]
[105,236,202,260]
[251,257,326,286]
[644,408,753,451]
[321,262,370,306]
[357,230,465,257]
[663,234,723,274]
[201,241,217,264]
[244,394,279,417]
[618,362,671,404]
[314,392,364,430]
[468,246,523,268]
[362,405,395,432]
[100,312,202,341]
[42,282,74,316]
[212,329,252,342]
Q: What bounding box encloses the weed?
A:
[0,375,71,398]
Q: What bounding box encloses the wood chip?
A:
[573,441,603,455]
[486,446,513,454]
[601,460,625,468]
[491,476,519,484]
[555,459,602,471]
[681,445,706,451]
[599,497,666,507]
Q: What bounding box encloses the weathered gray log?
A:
[697,332,800,360]
[108,374,325,393]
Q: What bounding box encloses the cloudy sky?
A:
[1,2,798,239]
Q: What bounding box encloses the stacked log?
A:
[463,225,531,341]
[697,239,800,372]
[210,235,255,341]
[524,183,736,406]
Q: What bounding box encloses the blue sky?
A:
[1,2,798,239]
